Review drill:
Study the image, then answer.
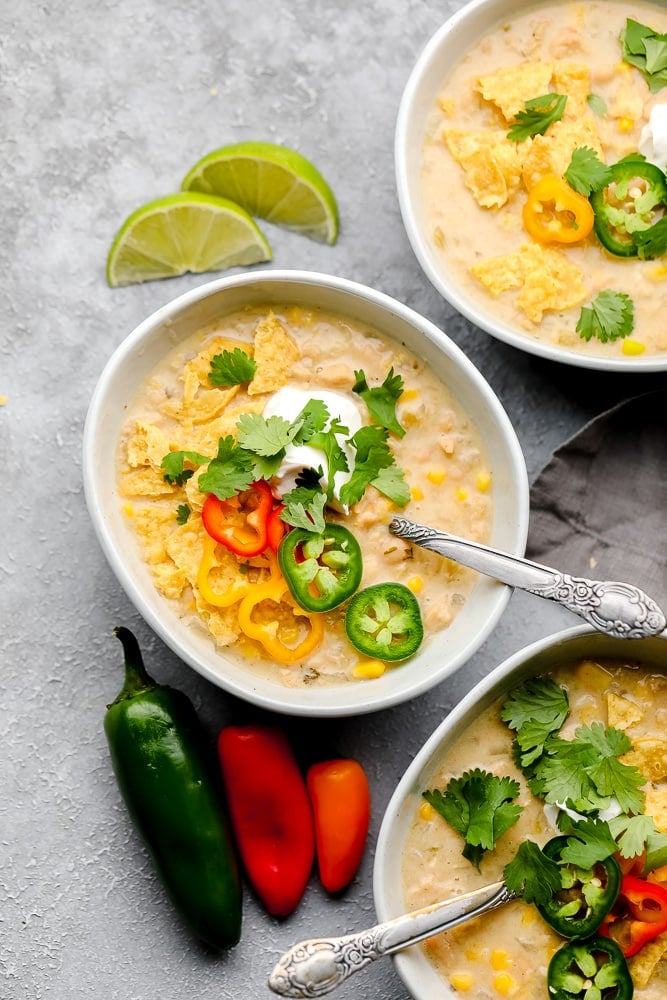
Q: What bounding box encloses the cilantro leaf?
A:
[353,367,405,438]
[423,769,523,870]
[291,399,330,445]
[504,841,562,904]
[208,347,257,387]
[161,449,211,486]
[281,488,327,533]
[609,813,658,860]
[559,819,618,868]
[564,146,613,196]
[235,412,297,457]
[309,419,351,501]
[633,217,667,259]
[196,435,255,500]
[501,678,569,770]
[338,425,394,507]
[576,290,634,343]
[506,93,567,142]
[587,93,607,118]
[621,19,667,93]
[371,463,410,507]
[176,503,190,525]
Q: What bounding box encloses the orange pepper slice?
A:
[522,174,594,245]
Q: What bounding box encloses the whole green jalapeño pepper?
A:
[590,156,667,258]
[345,582,423,661]
[278,523,363,612]
[104,627,242,950]
[537,836,621,939]
[547,935,633,1000]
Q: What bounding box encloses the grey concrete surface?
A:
[2,1,665,998]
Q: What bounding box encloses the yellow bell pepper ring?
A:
[522,174,594,245]
[236,576,325,664]
[197,535,281,608]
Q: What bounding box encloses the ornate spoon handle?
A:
[389,517,666,640]
[268,880,515,998]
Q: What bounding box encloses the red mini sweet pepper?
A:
[202,480,274,557]
[601,873,667,957]
[217,725,315,917]
[307,758,370,893]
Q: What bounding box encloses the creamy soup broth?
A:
[401,657,667,998]
[116,305,493,688]
[421,1,667,358]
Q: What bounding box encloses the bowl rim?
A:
[83,268,530,717]
[394,0,667,373]
[373,622,667,995]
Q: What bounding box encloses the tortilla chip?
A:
[552,61,591,119]
[248,313,300,395]
[164,336,250,425]
[444,129,522,208]
[184,398,266,458]
[165,520,208,589]
[126,420,172,470]
[628,931,667,988]
[476,61,554,121]
[153,561,188,600]
[644,787,667,834]
[133,505,179,564]
[471,243,587,323]
[118,466,175,499]
[607,692,643,730]
[520,118,604,190]
[621,739,667,784]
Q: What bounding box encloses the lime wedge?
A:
[181,141,339,245]
[106,192,272,287]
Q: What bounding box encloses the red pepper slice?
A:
[266,503,287,553]
[202,480,273,557]
[307,759,370,893]
[601,873,667,957]
[217,725,315,917]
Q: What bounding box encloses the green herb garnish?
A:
[633,217,667,259]
[564,146,613,196]
[587,93,608,117]
[209,347,257,387]
[161,449,211,486]
[576,290,634,343]
[621,18,667,93]
[353,367,405,437]
[176,503,191,525]
[506,93,567,142]
[504,840,562,904]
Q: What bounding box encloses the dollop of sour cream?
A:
[639,103,667,172]
[262,387,363,511]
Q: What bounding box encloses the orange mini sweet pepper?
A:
[307,758,371,893]
[522,174,594,245]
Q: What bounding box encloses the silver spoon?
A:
[389,516,666,640]
[268,880,517,997]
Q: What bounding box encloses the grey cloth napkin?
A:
[526,390,667,611]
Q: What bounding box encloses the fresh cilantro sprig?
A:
[339,425,400,507]
[196,435,256,500]
[504,841,562,904]
[621,18,667,93]
[576,290,634,343]
[281,488,327,533]
[353,368,405,438]
[564,146,613,196]
[506,93,567,142]
[423,769,523,870]
[501,677,569,770]
[632,217,667,259]
[209,347,257,387]
[161,449,211,486]
[176,503,191,525]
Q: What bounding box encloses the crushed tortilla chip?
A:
[471,243,587,323]
[163,335,250,425]
[184,398,266,458]
[444,129,522,208]
[621,739,667,784]
[520,118,604,190]
[126,420,171,470]
[645,786,667,834]
[628,932,667,988]
[165,521,208,590]
[134,505,180,565]
[153,561,188,600]
[118,467,175,499]
[248,313,300,395]
[552,61,591,119]
[607,692,643,730]
[476,61,554,121]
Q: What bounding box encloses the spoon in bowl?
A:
[389,516,666,640]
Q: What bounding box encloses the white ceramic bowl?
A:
[395,0,667,372]
[373,624,667,998]
[83,269,528,717]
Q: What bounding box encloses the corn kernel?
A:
[450,972,474,992]
[615,61,631,73]
[493,972,516,996]
[427,469,447,485]
[353,659,386,680]
[456,487,468,501]
[465,948,480,962]
[491,950,511,971]
[419,800,435,821]
[521,906,537,924]
[622,339,645,356]
[476,470,492,493]
[617,116,635,131]
[123,503,134,517]
[401,388,419,402]
[407,575,424,593]
[411,484,424,501]
[433,226,445,248]
[647,264,667,281]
